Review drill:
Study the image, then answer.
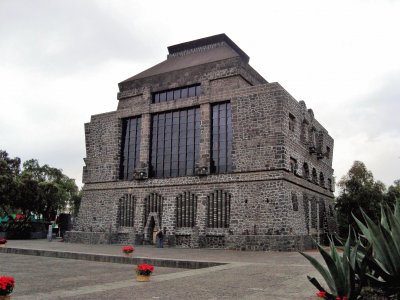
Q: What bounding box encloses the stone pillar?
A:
[197,103,211,174]
[134,192,146,245]
[308,200,312,235]
[190,226,200,248]
[316,201,320,244]
[138,113,151,176]
[196,194,208,247]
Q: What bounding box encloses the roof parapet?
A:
[167,33,250,63]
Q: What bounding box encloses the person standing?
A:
[156,229,164,248]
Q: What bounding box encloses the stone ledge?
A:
[0,247,223,269]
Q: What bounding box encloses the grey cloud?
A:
[354,74,400,137]
[0,0,160,75]
[328,72,400,140]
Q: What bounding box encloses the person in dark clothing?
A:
[156,229,164,248]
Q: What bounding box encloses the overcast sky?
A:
[1,0,399,190]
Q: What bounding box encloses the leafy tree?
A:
[70,191,82,217]
[385,179,400,208]
[335,161,386,237]
[19,159,80,220]
[0,150,21,215]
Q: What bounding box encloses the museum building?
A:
[66,34,336,251]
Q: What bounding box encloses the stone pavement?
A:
[0,239,324,299]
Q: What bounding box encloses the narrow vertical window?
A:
[326,146,331,159]
[291,193,299,211]
[303,163,310,180]
[211,102,232,174]
[312,168,318,184]
[289,113,295,132]
[120,116,141,180]
[290,157,297,174]
[319,172,325,187]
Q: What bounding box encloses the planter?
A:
[0,244,6,248]
[136,275,150,282]
[123,252,133,257]
[0,295,11,300]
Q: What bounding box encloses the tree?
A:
[385,179,400,208]
[0,150,21,214]
[19,159,80,220]
[335,161,385,237]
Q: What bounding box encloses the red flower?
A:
[0,239,7,244]
[122,246,134,253]
[136,263,154,276]
[0,276,15,296]
[336,297,347,300]
[316,291,326,297]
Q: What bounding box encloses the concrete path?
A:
[0,239,324,299]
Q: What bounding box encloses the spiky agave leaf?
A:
[385,204,400,259]
[353,210,396,274]
[300,250,337,295]
[353,200,400,294]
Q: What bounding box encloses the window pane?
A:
[188,86,196,97]
[167,91,174,101]
[181,88,188,98]
[173,90,181,100]
[160,92,166,102]
[195,85,201,96]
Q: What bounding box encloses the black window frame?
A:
[119,116,141,180]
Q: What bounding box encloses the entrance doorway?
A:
[144,212,160,244]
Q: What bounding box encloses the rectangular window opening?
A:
[211,102,232,174]
[150,107,200,178]
[119,116,141,180]
[152,84,201,104]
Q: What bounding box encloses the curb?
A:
[0,247,224,269]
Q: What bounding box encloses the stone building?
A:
[66,34,336,251]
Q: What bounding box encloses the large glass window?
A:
[150,107,200,178]
[211,102,232,173]
[119,117,141,180]
[152,84,201,103]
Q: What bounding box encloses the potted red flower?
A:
[0,276,15,299]
[122,245,134,257]
[0,239,7,248]
[135,263,154,282]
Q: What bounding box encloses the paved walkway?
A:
[0,239,324,299]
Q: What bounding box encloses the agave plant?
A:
[300,232,365,300]
[353,199,400,297]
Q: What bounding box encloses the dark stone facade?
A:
[66,34,336,251]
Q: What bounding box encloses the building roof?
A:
[121,34,250,83]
